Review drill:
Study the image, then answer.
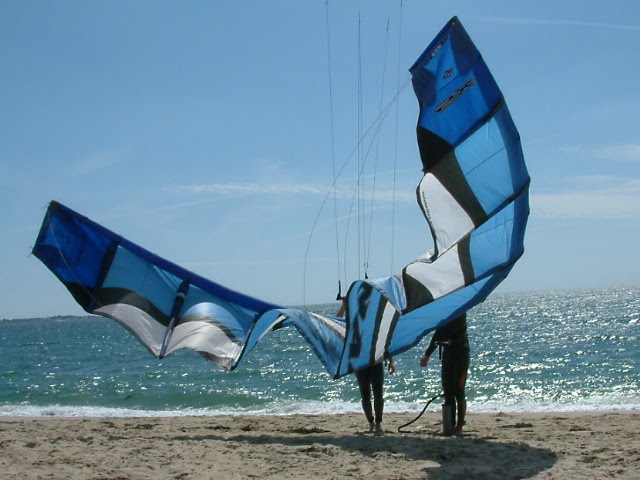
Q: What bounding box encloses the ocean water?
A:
[1,286,638,417]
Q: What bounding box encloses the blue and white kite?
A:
[33,17,529,378]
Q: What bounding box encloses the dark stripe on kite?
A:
[416,127,453,172]
[91,287,170,326]
[431,149,487,228]
[401,270,435,314]
[369,295,389,366]
[88,240,120,311]
[457,236,475,286]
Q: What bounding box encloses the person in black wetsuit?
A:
[354,355,395,435]
[420,313,470,435]
[337,297,395,435]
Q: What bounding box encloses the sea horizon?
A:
[2,285,638,417]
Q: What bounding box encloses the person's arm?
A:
[420,329,440,367]
[419,352,430,367]
[385,355,396,374]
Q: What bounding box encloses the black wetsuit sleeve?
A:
[424,330,441,356]
[425,314,467,356]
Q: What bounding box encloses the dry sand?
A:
[1,411,638,479]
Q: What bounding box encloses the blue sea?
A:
[1,286,638,417]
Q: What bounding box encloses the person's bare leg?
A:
[454,398,466,435]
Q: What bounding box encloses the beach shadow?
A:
[166,429,557,479]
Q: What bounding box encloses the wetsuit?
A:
[340,298,391,429]
[425,314,470,429]
[355,362,385,425]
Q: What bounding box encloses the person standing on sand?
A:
[354,355,395,435]
[337,297,396,435]
[420,313,470,436]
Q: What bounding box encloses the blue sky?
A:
[1,0,639,319]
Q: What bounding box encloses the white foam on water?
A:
[3,397,639,418]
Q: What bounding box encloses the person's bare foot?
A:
[453,425,463,436]
[374,423,383,436]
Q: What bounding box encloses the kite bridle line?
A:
[341,100,396,289]
[307,2,406,308]
[325,0,341,304]
[301,77,411,307]
[390,0,404,276]
[363,17,390,280]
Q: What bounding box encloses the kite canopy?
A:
[32,200,283,370]
[33,16,529,378]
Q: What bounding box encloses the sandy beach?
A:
[1,411,638,479]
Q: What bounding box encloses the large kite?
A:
[33,17,529,378]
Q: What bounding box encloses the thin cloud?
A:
[175,182,415,203]
[570,175,640,190]
[181,256,299,269]
[533,175,640,220]
[177,183,327,196]
[561,144,640,163]
[478,15,640,32]
[61,179,416,231]
[593,144,640,162]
